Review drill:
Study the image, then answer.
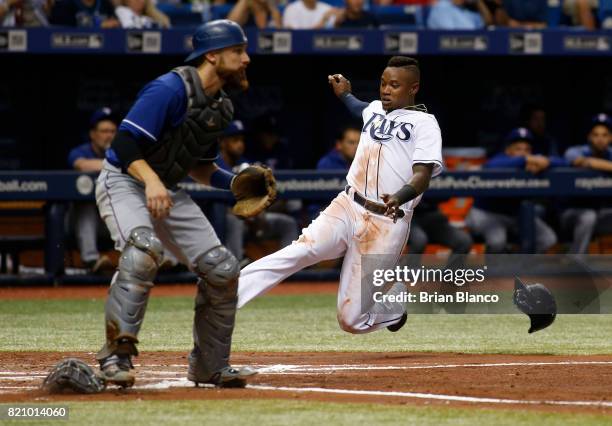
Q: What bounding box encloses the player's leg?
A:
[561,208,597,254]
[95,168,163,386]
[336,208,412,334]
[237,193,352,308]
[466,207,508,253]
[262,212,300,249]
[534,216,558,253]
[159,190,253,387]
[422,210,473,255]
[407,220,427,254]
[74,202,102,268]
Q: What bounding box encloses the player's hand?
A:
[525,155,550,174]
[145,179,173,220]
[381,193,401,223]
[328,74,352,98]
[573,156,591,168]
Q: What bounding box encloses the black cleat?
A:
[188,366,258,388]
[387,313,407,332]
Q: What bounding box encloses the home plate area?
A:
[0,352,611,414]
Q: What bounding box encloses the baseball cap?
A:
[224,120,246,137]
[504,127,534,146]
[89,107,116,129]
[590,113,612,131]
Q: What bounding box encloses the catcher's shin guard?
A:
[96,227,163,361]
[189,245,241,382]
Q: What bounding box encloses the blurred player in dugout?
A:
[218,120,298,266]
[310,123,360,221]
[466,127,564,253]
[67,107,116,273]
[560,113,612,254]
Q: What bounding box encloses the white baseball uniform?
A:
[237,100,443,333]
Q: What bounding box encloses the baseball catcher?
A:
[94,20,275,388]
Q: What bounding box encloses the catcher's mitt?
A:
[231,165,277,218]
[41,358,106,394]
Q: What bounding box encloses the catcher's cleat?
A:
[188,355,258,388]
[387,313,407,332]
[99,354,135,388]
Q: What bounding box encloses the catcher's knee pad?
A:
[97,227,163,360]
[195,245,240,286]
[191,245,240,376]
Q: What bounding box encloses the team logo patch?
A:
[362,113,413,142]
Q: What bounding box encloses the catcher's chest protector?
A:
[144,66,234,188]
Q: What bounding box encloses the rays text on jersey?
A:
[362,113,413,142]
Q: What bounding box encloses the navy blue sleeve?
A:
[317,156,332,170]
[340,93,369,119]
[119,74,187,143]
[484,153,526,168]
[67,147,83,168]
[549,156,569,168]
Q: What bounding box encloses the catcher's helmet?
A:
[185,20,248,63]
[513,277,557,333]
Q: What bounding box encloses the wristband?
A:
[210,167,235,190]
[392,184,418,206]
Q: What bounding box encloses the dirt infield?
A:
[1,283,611,415]
[0,351,611,414]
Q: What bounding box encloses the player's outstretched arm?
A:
[381,163,434,223]
[328,74,369,118]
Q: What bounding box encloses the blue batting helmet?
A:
[185,20,248,63]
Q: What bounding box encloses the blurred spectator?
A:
[520,104,560,157]
[563,0,598,29]
[66,108,116,273]
[249,114,292,169]
[219,121,299,264]
[375,0,432,5]
[0,0,52,26]
[331,0,378,28]
[249,114,304,217]
[115,0,170,28]
[282,0,336,29]
[317,124,360,169]
[480,0,511,26]
[561,114,612,253]
[50,0,119,27]
[427,0,492,30]
[228,0,281,28]
[309,124,360,221]
[496,0,547,29]
[466,128,563,253]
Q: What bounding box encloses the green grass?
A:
[1,400,610,426]
[0,294,611,354]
